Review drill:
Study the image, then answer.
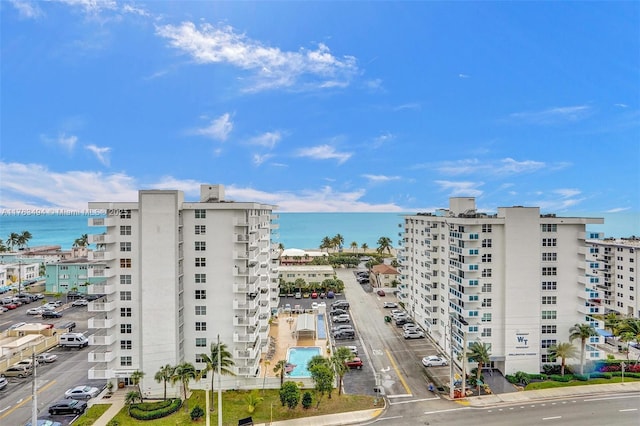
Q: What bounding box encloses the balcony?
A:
[88,365,114,380]
[233,282,258,294]
[234,314,258,327]
[578,304,602,315]
[88,317,117,329]
[88,234,115,244]
[88,282,116,295]
[235,346,259,359]
[88,217,115,227]
[88,251,114,261]
[233,298,258,311]
[88,301,116,313]
[233,328,260,343]
[87,268,115,279]
[89,333,116,346]
[578,288,602,300]
[88,350,116,363]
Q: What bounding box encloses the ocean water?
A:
[0,211,637,251]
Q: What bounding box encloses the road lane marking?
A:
[424,407,471,415]
[619,408,638,412]
[0,379,57,419]
[389,396,439,405]
[385,349,412,396]
[542,416,562,420]
[584,395,640,402]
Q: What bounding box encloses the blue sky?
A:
[1,1,638,214]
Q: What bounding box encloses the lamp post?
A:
[449,315,455,399]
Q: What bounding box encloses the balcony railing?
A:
[87,268,116,279]
[233,299,258,311]
[88,283,116,295]
[89,333,116,346]
[88,251,114,261]
[88,365,114,380]
[88,317,116,329]
[88,217,115,227]
[88,350,116,363]
[88,301,116,313]
[89,234,115,244]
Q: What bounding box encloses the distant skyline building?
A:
[398,197,605,376]
[86,184,278,396]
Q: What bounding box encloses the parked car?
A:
[42,310,62,319]
[14,359,39,368]
[403,330,425,339]
[311,292,318,299]
[48,399,88,415]
[402,323,420,332]
[25,419,63,426]
[0,306,7,312]
[1,365,32,378]
[329,308,347,316]
[345,357,363,369]
[326,291,335,299]
[383,302,398,308]
[0,376,8,390]
[26,307,44,315]
[331,301,349,309]
[332,314,350,323]
[283,304,291,313]
[339,345,358,356]
[333,329,355,340]
[319,292,326,298]
[422,356,448,367]
[37,353,58,363]
[9,322,27,330]
[395,318,411,326]
[331,324,355,333]
[5,303,18,310]
[72,299,89,307]
[294,292,302,299]
[64,385,100,399]
[376,289,386,296]
[32,293,45,300]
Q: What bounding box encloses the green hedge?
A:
[548,375,573,382]
[527,373,547,380]
[573,374,589,381]
[589,372,611,379]
[129,398,182,420]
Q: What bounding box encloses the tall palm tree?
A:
[467,341,491,394]
[617,318,640,359]
[350,241,358,253]
[7,232,20,251]
[73,233,89,248]
[171,362,199,412]
[376,236,393,254]
[125,390,142,406]
[320,236,332,253]
[332,234,344,252]
[17,231,32,249]
[0,239,7,252]
[200,342,235,408]
[273,359,287,387]
[331,347,353,396]
[130,370,145,400]
[547,342,578,376]
[361,243,368,253]
[154,364,175,400]
[569,323,598,375]
[604,312,620,335]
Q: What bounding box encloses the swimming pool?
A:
[286,346,322,378]
[317,314,327,339]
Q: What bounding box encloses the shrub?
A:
[301,391,313,409]
[542,364,562,375]
[589,372,610,379]
[528,373,547,381]
[279,382,300,409]
[190,405,205,421]
[505,374,519,384]
[129,398,182,420]
[573,374,589,381]
[107,421,119,426]
[549,375,573,382]
[514,371,530,386]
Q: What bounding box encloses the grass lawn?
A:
[525,376,640,390]
[74,404,111,426]
[107,390,376,426]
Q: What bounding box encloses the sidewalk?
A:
[90,389,126,426]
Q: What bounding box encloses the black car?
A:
[329,308,347,316]
[48,399,87,415]
[42,311,62,319]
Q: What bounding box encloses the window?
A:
[119,209,132,219]
[542,310,557,320]
[195,274,207,284]
[482,298,492,308]
[542,325,557,334]
[541,339,557,349]
[195,241,206,251]
[195,225,206,235]
[482,224,492,233]
[120,274,132,285]
[481,313,492,322]
[542,267,557,276]
[481,328,492,337]
[120,242,132,252]
[196,338,207,347]
[195,209,206,218]
[481,283,492,293]
[542,296,557,305]
[120,259,132,268]
[195,355,205,363]
[195,257,206,267]
[195,322,207,331]
[195,306,206,315]
[120,225,132,236]
[482,269,492,278]
[541,354,554,363]
[195,289,206,299]
[120,356,132,366]
[121,324,132,334]
[120,340,132,350]
[121,307,132,317]
[482,254,492,263]
[482,239,492,248]
[542,281,557,291]
[542,224,557,232]
[542,238,557,247]
[120,291,132,301]
[542,252,557,262]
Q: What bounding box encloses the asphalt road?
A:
[0,297,106,426]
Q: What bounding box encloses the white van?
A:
[59,332,89,348]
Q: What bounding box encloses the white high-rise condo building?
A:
[86,184,278,396]
[399,197,604,375]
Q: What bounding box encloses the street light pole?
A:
[449,315,455,399]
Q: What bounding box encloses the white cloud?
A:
[509,105,591,124]
[9,0,43,18]
[85,144,111,166]
[605,207,631,213]
[554,188,581,198]
[194,113,233,141]
[433,158,546,176]
[296,144,352,164]
[52,0,117,14]
[372,132,394,148]
[247,131,282,149]
[614,103,628,108]
[393,103,421,111]
[458,73,470,78]
[362,174,400,183]
[253,153,273,166]
[156,22,358,92]
[434,180,484,197]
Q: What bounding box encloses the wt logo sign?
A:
[517,335,529,345]
[515,332,530,349]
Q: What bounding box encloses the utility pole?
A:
[31,348,37,426]
[217,334,222,426]
[449,315,455,399]
[461,328,467,397]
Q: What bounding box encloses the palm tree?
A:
[273,360,287,387]
[130,370,145,400]
[617,318,640,359]
[73,233,89,248]
[604,312,620,335]
[278,242,285,251]
[467,341,491,394]
[154,364,175,400]
[332,234,344,252]
[331,347,353,396]
[361,243,368,253]
[350,241,358,253]
[17,231,32,249]
[547,342,578,376]
[125,390,142,406]
[0,239,7,252]
[376,236,393,254]
[7,232,20,251]
[171,362,199,412]
[569,323,598,375]
[200,342,235,408]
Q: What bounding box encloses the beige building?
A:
[370,263,400,288]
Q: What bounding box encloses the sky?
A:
[1,1,639,214]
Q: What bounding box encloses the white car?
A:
[422,355,448,367]
[332,314,350,323]
[383,302,398,308]
[37,353,58,363]
[403,330,425,339]
[72,299,89,306]
[64,385,100,399]
[403,323,420,332]
[26,307,44,315]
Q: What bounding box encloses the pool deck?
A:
[261,311,329,377]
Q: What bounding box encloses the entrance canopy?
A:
[295,313,316,340]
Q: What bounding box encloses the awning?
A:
[596,328,613,337]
